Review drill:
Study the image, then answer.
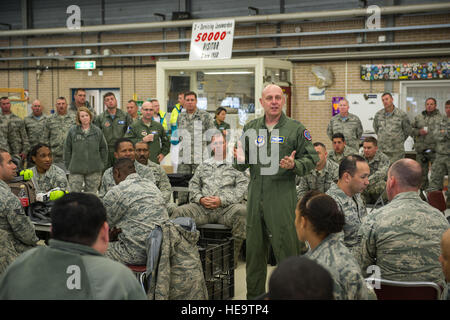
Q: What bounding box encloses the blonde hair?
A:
[76,106,93,125]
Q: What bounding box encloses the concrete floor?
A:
[231,208,450,301]
[232,261,276,300]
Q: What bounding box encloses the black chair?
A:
[366,278,442,300]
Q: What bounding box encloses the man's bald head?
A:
[388,159,422,189]
[386,159,422,201]
[141,101,152,108]
[260,84,285,120]
[439,228,450,282]
[31,99,43,117]
[262,84,283,96]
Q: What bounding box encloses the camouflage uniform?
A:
[0,180,38,256]
[296,158,338,201]
[428,115,450,206]
[305,232,371,300]
[328,145,359,164]
[177,109,216,204]
[144,159,177,215]
[0,229,18,274]
[98,160,155,198]
[361,151,390,205]
[171,158,249,263]
[41,112,76,165]
[24,114,48,149]
[373,107,412,163]
[0,122,10,151]
[144,160,173,203]
[0,115,22,154]
[103,173,169,265]
[327,113,363,151]
[412,109,443,190]
[2,113,30,156]
[30,164,69,193]
[326,182,367,250]
[355,191,449,291]
[150,220,208,300]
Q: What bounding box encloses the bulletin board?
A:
[361,62,450,81]
[346,93,399,134]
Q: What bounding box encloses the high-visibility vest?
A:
[153,110,168,132]
[169,104,182,145]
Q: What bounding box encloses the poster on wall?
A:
[361,62,450,81]
[308,86,325,100]
[10,101,28,119]
[346,93,398,133]
[189,20,235,60]
[332,97,344,116]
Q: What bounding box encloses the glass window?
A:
[405,85,450,121]
[264,68,290,84]
[166,68,255,128]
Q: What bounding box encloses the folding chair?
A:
[368,191,386,214]
[427,190,447,213]
[367,278,442,300]
[126,264,147,292]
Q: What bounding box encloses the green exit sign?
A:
[75,61,96,70]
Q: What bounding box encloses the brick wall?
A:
[0,13,448,142]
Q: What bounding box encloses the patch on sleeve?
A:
[303,129,312,141]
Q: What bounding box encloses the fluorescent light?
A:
[204,71,254,75]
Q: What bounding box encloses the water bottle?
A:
[18,184,29,208]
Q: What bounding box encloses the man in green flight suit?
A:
[94,92,133,168]
[233,84,319,299]
[125,101,170,164]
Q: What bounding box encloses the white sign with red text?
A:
[189,20,235,60]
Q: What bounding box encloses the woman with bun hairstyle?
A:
[295,190,373,300]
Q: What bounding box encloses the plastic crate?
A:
[198,223,232,240]
[198,237,235,300]
[205,274,234,300]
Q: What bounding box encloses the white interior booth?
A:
[156,57,293,131]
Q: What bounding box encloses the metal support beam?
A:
[1,23,448,51]
[1,3,449,37]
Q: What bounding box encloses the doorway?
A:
[167,76,190,112]
[71,88,121,115]
[400,80,450,121]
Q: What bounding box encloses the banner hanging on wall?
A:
[361,62,450,81]
[332,97,344,116]
[189,19,235,61]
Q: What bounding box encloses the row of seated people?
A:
[0,132,247,299]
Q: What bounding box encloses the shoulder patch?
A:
[303,129,312,141]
